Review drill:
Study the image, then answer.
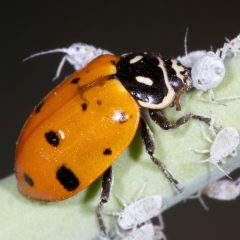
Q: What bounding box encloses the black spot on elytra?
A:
[56,166,80,191]
[96,100,102,105]
[71,77,80,84]
[103,148,112,155]
[45,131,60,147]
[34,100,44,113]
[81,102,88,111]
[24,173,34,187]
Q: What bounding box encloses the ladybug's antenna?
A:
[184,27,189,56]
[23,48,69,62]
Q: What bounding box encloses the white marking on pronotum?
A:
[129,55,143,64]
[171,59,185,82]
[191,126,240,178]
[23,43,112,81]
[138,57,175,109]
[204,177,240,201]
[135,76,153,86]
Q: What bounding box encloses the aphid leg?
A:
[114,192,127,207]
[199,124,213,143]
[149,109,215,131]
[208,117,218,136]
[188,190,209,211]
[215,95,240,103]
[140,118,182,193]
[208,89,216,102]
[96,167,113,235]
[198,160,232,179]
[191,149,210,154]
[52,56,68,81]
[198,159,211,163]
[152,215,167,240]
[215,163,232,179]
[132,182,147,201]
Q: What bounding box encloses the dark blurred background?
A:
[1,1,240,239]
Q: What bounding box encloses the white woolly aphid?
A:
[204,177,240,201]
[24,43,112,81]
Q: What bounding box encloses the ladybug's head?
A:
[169,59,193,92]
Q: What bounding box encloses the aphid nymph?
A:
[23,43,111,80]
[203,177,240,201]
[192,126,240,177]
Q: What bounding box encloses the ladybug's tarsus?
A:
[140,118,182,193]
[96,167,112,235]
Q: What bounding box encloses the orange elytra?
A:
[16,52,194,201]
[15,54,140,201]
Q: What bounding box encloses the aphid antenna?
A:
[23,48,69,62]
[215,163,232,180]
[184,27,189,56]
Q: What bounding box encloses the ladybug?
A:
[15,52,211,234]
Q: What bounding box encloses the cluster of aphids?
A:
[97,186,166,240]
[17,33,240,239]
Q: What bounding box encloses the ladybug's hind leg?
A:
[140,118,182,193]
[96,166,112,236]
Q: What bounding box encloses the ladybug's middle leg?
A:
[96,166,112,236]
[140,118,182,193]
[149,109,214,130]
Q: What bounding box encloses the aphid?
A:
[177,50,207,69]
[23,42,111,80]
[16,52,213,235]
[96,222,166,240]
[114,195,163,230]
[115,223,165,240]
[190,51,225,101]
[190,177,240,210]
[192,126,240,177]
[177,32,226,102]
[203,177,240,201]
[216,34,240,60]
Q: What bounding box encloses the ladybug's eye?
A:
[23,173,34,187]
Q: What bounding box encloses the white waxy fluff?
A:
[191,51,225,92]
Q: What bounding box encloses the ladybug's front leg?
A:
[140,118,182,193]
[96,166,112,236]
[149,109,213,130]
